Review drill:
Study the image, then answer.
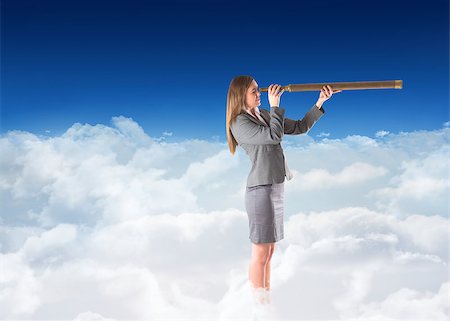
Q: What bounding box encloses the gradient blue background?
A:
[1,0,449,140]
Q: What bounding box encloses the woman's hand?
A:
[316,85,342,108]
[268,84,285,107]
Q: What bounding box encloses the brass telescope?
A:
[259,80,403,92]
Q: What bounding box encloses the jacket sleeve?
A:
[231,106,285,145]
[284,104,325,135]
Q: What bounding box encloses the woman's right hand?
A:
[268,84,285,107]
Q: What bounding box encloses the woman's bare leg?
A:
[262,243,275,305]
[264,243,275,291]
[249,242,271,303]
[249,242,271,288]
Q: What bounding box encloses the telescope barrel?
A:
[259,80,403,92]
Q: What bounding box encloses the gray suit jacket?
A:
[230,104,325,187]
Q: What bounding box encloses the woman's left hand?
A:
[317,85,342,106]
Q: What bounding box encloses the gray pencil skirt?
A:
[245,182,284,244]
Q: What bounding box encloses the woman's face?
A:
[244,80,261,110]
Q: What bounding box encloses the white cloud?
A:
[375,130,390,137]
[0,253,40,315]
[317,131,330,137]
[19,223,77,264]
[0,117,448,320]
[356,282,449,321]
[111,116,154,146]
[74,311,117,321]
[291,161,388,190]
[273,206,448,320]
[369,145,449,217]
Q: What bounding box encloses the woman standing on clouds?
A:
[226,75,341,305]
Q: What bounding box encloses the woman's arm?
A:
[284,104,325,135]
[231,106,285,145]
[284,85,341,135]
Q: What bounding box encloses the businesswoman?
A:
[226,75,341,305]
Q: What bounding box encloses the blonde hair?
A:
[226,75,254,155]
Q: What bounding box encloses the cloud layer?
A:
[1,116,449,320]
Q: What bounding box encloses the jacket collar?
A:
[241,108,270,126]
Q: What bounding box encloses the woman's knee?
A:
[263,243,275,262]
[267,243,275,260]
[251,242,272,263]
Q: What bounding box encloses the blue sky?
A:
[1,0,449,140]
